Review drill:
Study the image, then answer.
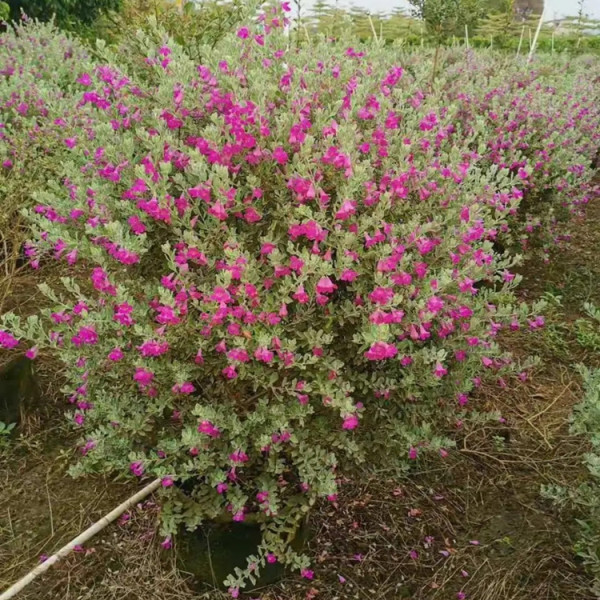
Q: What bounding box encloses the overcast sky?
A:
[301,0,600,19]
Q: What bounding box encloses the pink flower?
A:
[254,347,275,363]
[409,446,418,460]
[227,348,250,363]
[130,461,144,477]
[138,340,169,357]
[340,268,359,282]
[0,331,19,349]
[77,73,92,86]
[229,449,249,463]
[365,341,398,360]
[266,553,277,564]
[369,287,394,305]
[161,536,172,549]
[273,146,289,164]
[108,347,124,361]
[433,362,447,378]
[335,200,357,220]
[222,365,238,379]
[342,414,359,430]
[162,477,174,487]
[316,276,337,294]
[237,27,250,39]
[208,202,228,220]
[133,367,154,387]
[128,215,146,235]
[25,346,38,360]
[427,296,444,313]
[198,420,221,438]
[293,284,310,304]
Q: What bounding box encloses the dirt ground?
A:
[2,202,600,600]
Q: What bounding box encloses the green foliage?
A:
[0,421,16,436]
[6,0,121,29]
[92,0,248,52]
[0,421,16,451]
[0,1,9,21]
[575,304,600,353]
[542,305,600,594]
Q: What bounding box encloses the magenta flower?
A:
[301,568,314,580]
[130,461,144,477]
[335,200,357,220]
[161,536,172,549]
[365,341,398,360]
[138,340,169,357]
[342,414,359,430]
[222,365,238,379]
[108,347,124,361]
[133,367,154,387]
[198,420,221,438]
[77,73,92,86]
[316,276,337,294]
[273,146,289,164]
[25,346,38,360]
[433,363,447,378]
[237,26,250,39]
[368,287,394,305]
[229,449,249,463]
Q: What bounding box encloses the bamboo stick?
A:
[528,10,545,63]
[368,14,378,43]
[0,479,162,600]
[516,25,525,57]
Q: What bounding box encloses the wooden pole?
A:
[0,479,162,600]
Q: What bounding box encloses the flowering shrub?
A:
[1,7,600,593]
[0,21,95,263]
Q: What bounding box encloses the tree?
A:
[408,0,484,81]
[6,0,121,28]
[408,0,485,42]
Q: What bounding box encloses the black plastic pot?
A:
[0,356,40,425]
[177,517,309,591]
